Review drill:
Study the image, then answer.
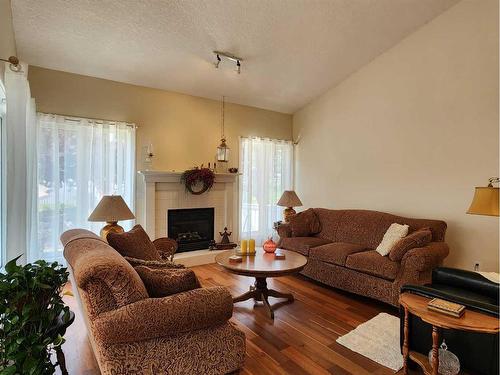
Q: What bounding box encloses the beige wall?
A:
[29,66,292,171]
[0,0,17,84]
[293,0,499,271]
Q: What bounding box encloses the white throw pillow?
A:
[376,223,409,257]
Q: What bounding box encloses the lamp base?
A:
[283,207,296,223]
[100,222,124,241]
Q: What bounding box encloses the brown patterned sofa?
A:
[61,229,245,375]
[277,209,449,306]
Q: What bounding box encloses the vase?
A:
[263,237,277,253]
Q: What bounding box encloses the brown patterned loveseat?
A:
[61,229,245,375]
[277,209,449,306]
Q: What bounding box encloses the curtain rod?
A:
[239,135,297,145]
[37,112,138,128]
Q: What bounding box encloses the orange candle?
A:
[240,239,248,254]
[248,239,256,254]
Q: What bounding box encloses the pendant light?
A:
[217,96,230,162]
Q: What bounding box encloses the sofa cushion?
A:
[289,208,321,237]
[345,250,400,280]
[375,223,409,256]
[134,266,200,297]
[107,224,161,261]
[309,242,367,266]
[313,208,345,242]
[278,237,332,256]
[389,227,432,262]
[335,210,386,248]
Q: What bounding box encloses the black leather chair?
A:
[400,267,499,375]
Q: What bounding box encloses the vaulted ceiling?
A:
[12,0,459,113]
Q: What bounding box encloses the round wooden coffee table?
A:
[215,248,307,319]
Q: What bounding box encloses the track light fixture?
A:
[213,51,243,74]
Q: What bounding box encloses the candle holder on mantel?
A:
[143,143,154,171]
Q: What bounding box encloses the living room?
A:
[0,0,498,374]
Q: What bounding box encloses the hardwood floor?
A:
[58,263,411,375]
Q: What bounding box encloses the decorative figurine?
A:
[220,227,232,243]
[215,227,237,250]
[208,239,217,251]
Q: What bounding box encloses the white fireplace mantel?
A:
[136,170,240,247]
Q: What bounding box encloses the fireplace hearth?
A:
[168,208,214,253]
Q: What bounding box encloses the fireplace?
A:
[167,208,215,253]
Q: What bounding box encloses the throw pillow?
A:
[107,224,161,261]
[375,223,409,257]
[289,208,321,237]
[124,256,185,269]
[389,227,432,262]
[134,266,201,297]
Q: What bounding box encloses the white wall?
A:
[293,0,499,271]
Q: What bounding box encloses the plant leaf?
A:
[0,365,17,375]
[4,256,21,274]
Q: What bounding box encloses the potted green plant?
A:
[0,256,72,375]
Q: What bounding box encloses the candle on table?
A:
[240,239,248,254]
[249,239,256,254]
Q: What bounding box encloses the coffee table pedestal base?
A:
[233,277,293,319]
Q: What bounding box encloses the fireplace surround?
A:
[136,171,239,266]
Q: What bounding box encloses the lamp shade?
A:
[88,195,135,222]
[277,190,303,207]
[467,187,499,216]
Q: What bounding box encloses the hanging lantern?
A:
[217,138,230,162]
[217,96,230,162]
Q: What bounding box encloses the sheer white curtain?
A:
[31,114,135,262]
[4,62,37,265]
[239,137,293,244]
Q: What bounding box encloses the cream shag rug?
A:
[336,312,403,372]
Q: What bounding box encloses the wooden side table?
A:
[400,293,499,375]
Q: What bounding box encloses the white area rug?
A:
[336,312,403,372]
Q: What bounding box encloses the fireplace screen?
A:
[167,208,214,252]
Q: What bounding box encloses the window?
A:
[239,137,293,244]
[33,113,135,263]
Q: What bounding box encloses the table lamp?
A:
[88,195,135,239]
[277,190,303,222]
[467,177,499,217]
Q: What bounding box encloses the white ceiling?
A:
[12,0,459,114]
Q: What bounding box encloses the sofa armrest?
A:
[92,286,233,344]
[401,242,449,272]
[277,223,292,239]
[432,267,499,300]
